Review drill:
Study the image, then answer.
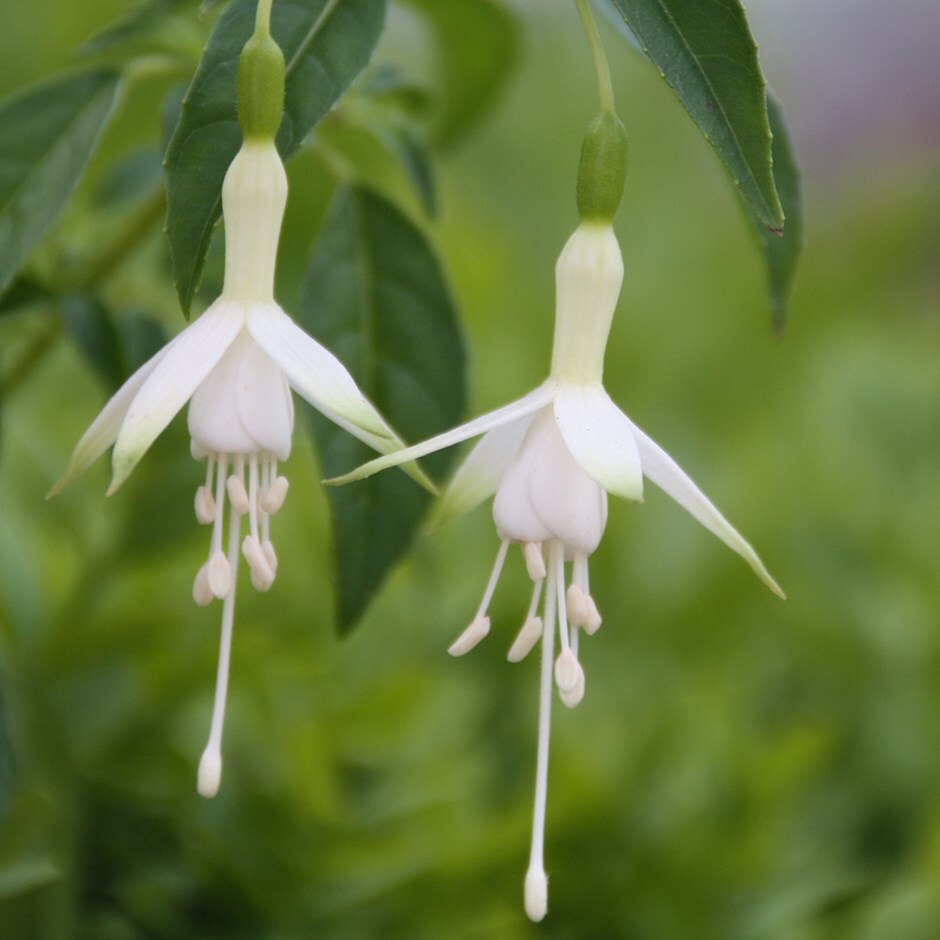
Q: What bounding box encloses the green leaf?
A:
[0,70,119,296]
[60,297,124,391]
[164,0,386,315]
[0,673,14,822]
[400,0,518,147]
[78,0,203,65]
[297,186,465,633]
[316,114,436,218]
[606,0,784,229]
[0,279,55,318]
[749,95,803,333]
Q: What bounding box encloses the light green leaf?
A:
[400,0,518,147]
[297,186,465,633]
[164,0,386,315]
[0,70,119,296]
[749,95,803,333]
[316,113,436,218]
[606,0,784,230]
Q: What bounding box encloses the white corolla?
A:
[50,139,426,798]
[330,219,783,921]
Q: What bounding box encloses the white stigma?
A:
[197,744,222,798]
[524,867,548,922]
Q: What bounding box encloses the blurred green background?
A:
[2,1,940,938]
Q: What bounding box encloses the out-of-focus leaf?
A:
[606,0,784,230]
[78,0,203,65]
[61,297,124,391]
[316,115,435,218]
[0,70,119,296]
[93,149,163,208]
[0,858,60,901]
[0,673,14,821]
[401,0,518,147]
[297,186,465,632]
[164,0,386,315]
[0,279,56,318]
[748,95,803,333]
[61,300,168,391]
[356,64,432,116]
[117,313,167,373]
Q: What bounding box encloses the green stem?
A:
[255,0,273,34]
[573,0,615,114]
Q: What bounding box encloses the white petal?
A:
[325,381,556,486]
[497,407,607,554]
[553,383,643,502]
[109,300,244,492]
[629,420,785,598]
[187,330,294,459]
[431,414,535,528]
[48,344,171,496]
[246,303,435,492]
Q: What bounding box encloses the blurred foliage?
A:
[1,1,940,939]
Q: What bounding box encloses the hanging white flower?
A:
[329,219,784,920]
[49,136,428,798]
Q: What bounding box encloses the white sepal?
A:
[433,414,535,529]
[109,300,244,493]
[553,383,643,503]
[324,381,556,487]
[628,418,785,598]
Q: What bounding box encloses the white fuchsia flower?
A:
[329,219,784,920]
[49,137,428,798]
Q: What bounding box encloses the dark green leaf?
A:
[61,299,168,391]
[164,0,386,315]
[398,0,518,147]
[60,296,124,391]
[297,186,465,632]
[749,95,803,333]
[0,70,119,295]
[0,279,56,318]
[375,122,436,217]
[93,149,163,208]
[607,0,784,230]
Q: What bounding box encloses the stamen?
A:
[577,556,602,635]
[559,667,585,709]
[260,476,289,514]
[226,475,250,516]
[448,616,490,656]
[207,551,233,599]
[523,541,546,582]
[242,535,275,592]
[194,485,216,525]
[209,455,228,559]
[582,594,602,636]
[192,563,213,606]
[553,540,572,654]
[197,497,242,798]
[508,579,544,663]
[261,539,278,574]
[566,583,587,627]
[477,538,511,620]
[525,542,556,923]
[554,649,582,696]
[248,455,261,543]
